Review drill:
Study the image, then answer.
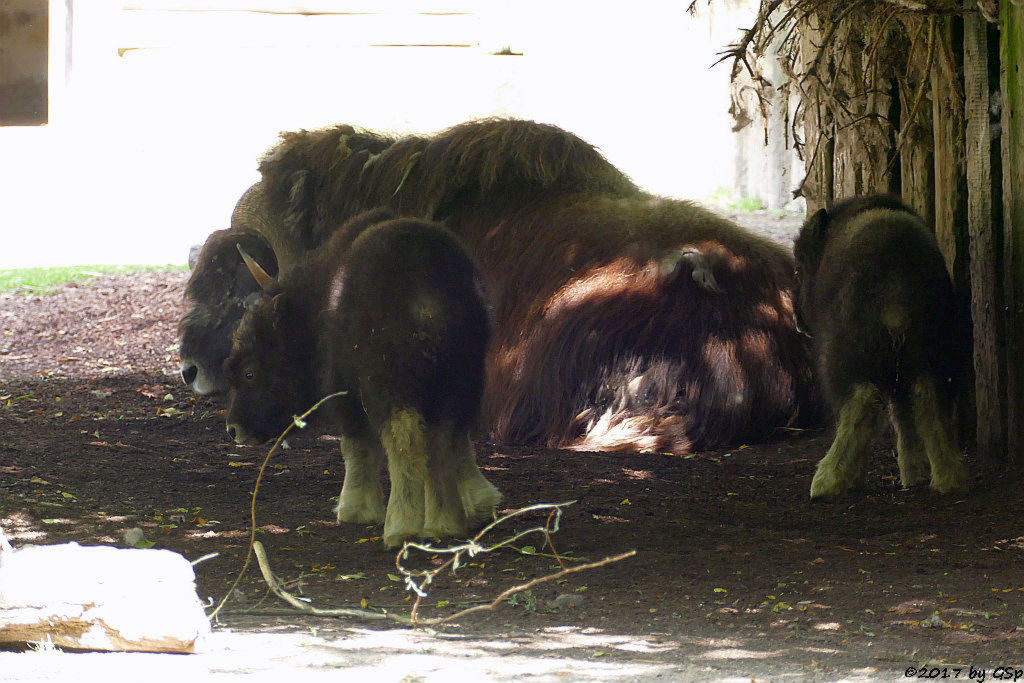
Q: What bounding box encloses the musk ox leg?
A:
[911,377,969,494]
[422,429,469,541]
[888,401,931,489]
[379,408,430,548]
[810,384,885,498]
[437,431,501,526]
[334,435,386,524]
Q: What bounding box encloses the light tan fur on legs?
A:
[911,377,969,494]
[379,409,430,547]
[810,384,885,498]
[888,401,930,488]
[432,430,502,526]
[334,435,386,524]
[422,429,469,540]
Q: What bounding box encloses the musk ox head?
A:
[222,252,317,444]
[179,228,278,395]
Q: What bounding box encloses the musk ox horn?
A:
[237,243,277,291]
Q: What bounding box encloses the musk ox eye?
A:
[244,368,255,381]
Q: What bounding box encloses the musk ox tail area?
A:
[479,197,820,454]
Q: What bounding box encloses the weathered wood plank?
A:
[900,16,935,228]
[964,9,1005,462]
[931,17,970,294]
[117,9,481,50]
[123,1,476,13]
[0,0,48,125]
[796,13,833,214]
[1000,0,1024,465]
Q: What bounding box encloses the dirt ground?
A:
[2,214,1023,681]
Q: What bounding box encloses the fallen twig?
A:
[208,390,348,622]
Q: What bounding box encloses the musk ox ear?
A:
[658,247,722,293]
[237,243,277,292]
[806,208,830,238]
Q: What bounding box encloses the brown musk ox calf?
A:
[223,209,500,547]
[187,118,819,453]
[792,195,969,498]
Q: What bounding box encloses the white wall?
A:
[0,0,777,268]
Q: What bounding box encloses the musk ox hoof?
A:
[382,527,420,549]
[334,498,385,525]
[929,465,969,495]
[459,477,502,526]
[809,466,848,499]
[423,519,469,542]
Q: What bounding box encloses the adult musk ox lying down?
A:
[224,210,501,546]
[188,118,818,453]
[793,195,969,498]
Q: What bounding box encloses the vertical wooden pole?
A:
[901,17,936,228]
[0,1,49,125]
[964,10,1006,462]
[932,17,970,295]
[798,13,833,214]
[1000,0,1024,465]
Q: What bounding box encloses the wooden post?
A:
[901,17,936,228]
[798,13,833,214]
[0,1,48,125]
[931,17,970,296]
[964,9,1006,462]
[1001,0,1024,465]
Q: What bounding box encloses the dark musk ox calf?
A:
[793,195,969,498]
[224,210,500,546]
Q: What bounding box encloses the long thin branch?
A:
[252,540,409,623]
[208,390,348,622]
[422,551,638,626]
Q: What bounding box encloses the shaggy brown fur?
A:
[793,195,968,496]
[224,211,499,546]
[248,118,819,453]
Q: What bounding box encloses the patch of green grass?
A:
[705,186,766,212]
[0,264,187,296]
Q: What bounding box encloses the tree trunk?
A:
[1000,0,1024,465]
[797,13,833,214]
[932,17,970,295]
[901,17,936,228]
[964,10,1005,462]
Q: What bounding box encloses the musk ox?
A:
[187,118,819,454]
[224,209,500,546]
[179,227,278,394]
[793,195,969,498]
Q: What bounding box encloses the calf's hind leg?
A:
[888,401,930,489]
[422,428,469,540]
[379,408,430,547]
[810,384,885,498]
[429,429,501,531]
[911,377,968,494]
[334,435,386,524]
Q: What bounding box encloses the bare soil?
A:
[2,240,1023,680]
